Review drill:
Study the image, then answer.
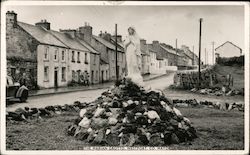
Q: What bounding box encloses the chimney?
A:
[60,29,76,38]
[35,19,50,30]
[112,35,122,42]
[140,39,146,45]
[6,11,17,28]
[152,40,159,45]
[78,22,92,44]
[100,31,111,41]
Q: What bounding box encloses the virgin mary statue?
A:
[123,27,144,86]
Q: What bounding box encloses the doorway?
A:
[91,70,94,84]
[101,70,104,83]
[54,67,58,88]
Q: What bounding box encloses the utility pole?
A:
[198,18,203,89]
[205,48,207,66]
[212,41,215,64]
[175,38,178,66]
[192,46,195,65]
[115,24,118,82]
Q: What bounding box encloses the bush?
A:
[216,56,244,66]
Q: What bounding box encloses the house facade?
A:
[147,45,158,74]
[140,39,150,75]
[215,41,242,58]
[6,11,71,89]
[91,32,126,80]
[49,29,91,85]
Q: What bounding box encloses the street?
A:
[6,72,175,112]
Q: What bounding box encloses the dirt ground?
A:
[6,106,244,150]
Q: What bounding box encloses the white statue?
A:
[123,27,144,86]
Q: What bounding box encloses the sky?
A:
[4,4,245,64]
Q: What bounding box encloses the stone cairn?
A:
[66,78,197,146]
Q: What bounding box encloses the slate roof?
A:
[100,58,109,65]
[160,43,181,56]
[147,44,157,53]
[110,38,124,49]
[93,35,122,52]
[76,38,99,54]
[49,30,88,52]
[18,22,67,48]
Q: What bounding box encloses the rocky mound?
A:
[66,78,197,146]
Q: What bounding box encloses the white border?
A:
[1,1,249,155]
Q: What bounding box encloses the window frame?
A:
[44,46,49,61]
[61,50,65,62]
[72,51,75,62]
[77,51,81,63]
[84,53,88,64]
[54,48,58,61]
[44,66,49,82]
[61,67,66,82]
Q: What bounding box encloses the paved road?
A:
[6,72,175,111]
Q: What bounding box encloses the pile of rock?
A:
[173,99,244,111]
[190,87,244,96]
[6,103,84,122]
[66,79,197,146]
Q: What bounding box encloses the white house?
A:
[215,41,242,58]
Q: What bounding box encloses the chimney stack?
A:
[60,29,76,38]
[78,22,92,44]
[6,10,17,28]
[35,19,50,30]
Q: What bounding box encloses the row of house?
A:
[6,11,199,89]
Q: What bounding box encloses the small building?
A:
[91,32,126,80]
[100,59,109,83]
[147,45,158,74]
[49,29,91,85]
[6,11,70,89]
[76,24,101,84]
[181,45,198,66]
[215,41,242,58]
[140,39,150,75]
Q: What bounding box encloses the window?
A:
[44,66,49,81]
[72,51,75,62]
[96,71,98,80]
[93,54,96,65]
[72,70,75,81]
[77,70,81,82]
[44,47,49,60]
[54,49,58,61]
[62,67,66,81]
[62,50,65,61]
[85,53,88,64]
[77,52,80,63]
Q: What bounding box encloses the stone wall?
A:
[173,66,217,89]
[6,22,39,89]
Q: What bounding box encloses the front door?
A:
[101,71,104,83]
[91,70,94,84]
[54,68,58,88]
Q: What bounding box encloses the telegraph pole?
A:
[198,18,203,89]
[175,38,178,66]
[205,48,207,66]
[115,24,118,82]
[192,46,195,65]
[212,41,215,64]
